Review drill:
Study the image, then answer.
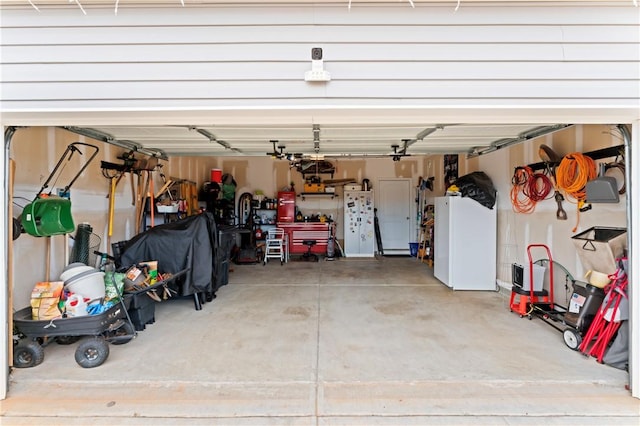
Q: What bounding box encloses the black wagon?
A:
[13,301,135,369]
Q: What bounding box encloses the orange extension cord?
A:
[555,152,597,232]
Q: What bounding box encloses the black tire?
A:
[14,341,45,368]
[563,328,582,351]
[56,335,81,345]
[105,321,135,345]
[74,337,109,368]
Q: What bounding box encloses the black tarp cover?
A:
[120,212,218,296]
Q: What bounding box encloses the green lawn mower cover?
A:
[21,196,75,237]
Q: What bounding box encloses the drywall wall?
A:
[10,127,139,308]
[467,124,627,295]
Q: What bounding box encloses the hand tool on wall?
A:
[136,170,151,234]
[554,191,568,220]
[539,144,567,220]
[101,163,125,250]
[130,172,136,206]
[107,176,117,248]
[149,173,155,227]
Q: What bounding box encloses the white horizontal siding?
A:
[5,43,637,62]
[4,61,638,81]
[0,4,638,111]
[3,5,639,26]
[3,80,636,99]
[3,24,638,45]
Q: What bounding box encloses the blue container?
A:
[409,242,419,257]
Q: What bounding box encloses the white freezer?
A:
[434,196,497,290]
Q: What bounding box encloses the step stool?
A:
[509,286,550,317]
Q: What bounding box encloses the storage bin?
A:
[156,203,179,213]
[572,227,627,274]
[125,293,156,331]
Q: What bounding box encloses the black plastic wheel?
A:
[56,335,81,345]
[105,321,135,345]
[74,337,109,368]
[563,328,582,351]
[13,341,45,368]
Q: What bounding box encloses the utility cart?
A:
[513,244,605,350]
[13,267,188,369]
[13,301,135,369]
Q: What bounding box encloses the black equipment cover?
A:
[120,212,218,296]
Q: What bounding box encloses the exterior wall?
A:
[1,4,638,111]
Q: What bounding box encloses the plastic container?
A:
[60,264,95,282]
[64,271,105,302]
[64,294,88,317]
[409,242,419,257]
[156,203,179,213]
[210,169,222,183]
[512,263,546,292]
[584,270,611,288]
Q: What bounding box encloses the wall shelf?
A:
[298,192,338,200]
[528,144,624,171]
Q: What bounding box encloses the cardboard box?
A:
[344,184,362,191]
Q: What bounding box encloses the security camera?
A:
[305,47,330,82]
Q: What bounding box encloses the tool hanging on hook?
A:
[539,144,567,221]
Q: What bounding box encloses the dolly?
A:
[512,244,605,350]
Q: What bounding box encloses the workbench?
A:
[278,222,332,256]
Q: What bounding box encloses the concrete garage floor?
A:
[3,256,639,425]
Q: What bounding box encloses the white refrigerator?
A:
[434,196,497,290]
[344,191,375,257]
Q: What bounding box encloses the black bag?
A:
[455,171,497,209]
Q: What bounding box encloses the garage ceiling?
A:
[65,123,571,160]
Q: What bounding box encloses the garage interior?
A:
[2,0,640,423]
[3,122,638,422]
